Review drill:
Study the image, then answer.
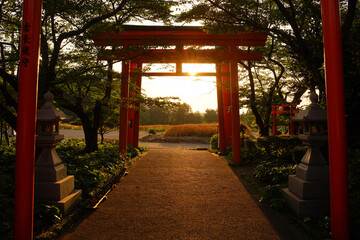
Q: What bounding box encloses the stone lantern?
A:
[282,92,330,217]
[34,91,81,215]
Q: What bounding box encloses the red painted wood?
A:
[98,49,263,62]
[273,106,277,135]
[141,72,217,77]
[95,39,266,47]
[321,0,349,238]
[14,0,43,239]
[14,0,42,240]
[221,63,232,149]
[229,45,241,164]
[127,63,137,146]
[216,63,226,153]
[119,61,130,157]
[94,30,267,47]
[290,106,295,135]
[133,63,142,149]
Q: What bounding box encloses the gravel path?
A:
[58,148,281,240]
[59,129,210,149]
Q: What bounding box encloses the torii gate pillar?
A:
[127,63,137,146]
[221,63,232,150]
[230,45,241,164]
[132,63,142,149]
[216,63,226,153]
[119,61,130,156]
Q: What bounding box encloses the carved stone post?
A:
[282,92,330,217]
[34,91,82,215]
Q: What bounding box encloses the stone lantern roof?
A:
[37,91,71,122]
[292,92,327,122]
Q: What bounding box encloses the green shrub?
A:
[138,145,147,154]
[259,184,287,210]
[148,129,156,135]
[210,134,219,152]
[240,148,266,166]
[0,145,15,239]
[34,203,62,234]
[127,144,140,159]
[349,149,360,238]
[254,161,296,184]
[257,136,303,163]
[57,139,125,198]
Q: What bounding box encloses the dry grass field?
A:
[164,123,218,137]
[59,123,83,130]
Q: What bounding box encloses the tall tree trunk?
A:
[83,125,99,153]
[0,119,3,146]
[241,61,270,137]
[4,123,9,145]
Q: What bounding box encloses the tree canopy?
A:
[0,0,178,151]
[178,0,360,137]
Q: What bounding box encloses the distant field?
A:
[59,123,83,130]
[141,124,218,137]
[165,124,218,137]
[139,125,171,132]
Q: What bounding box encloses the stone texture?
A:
[35,175,75,201]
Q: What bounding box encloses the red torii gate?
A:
[13,0,350,239]
[93,25,267,159]
[271,103,299,135]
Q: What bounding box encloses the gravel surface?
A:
[59,129,210,149]
[58,149,281,240]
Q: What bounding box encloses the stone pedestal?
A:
[282,92,330,217]
[34,91,81,215]
[282,143,330,217]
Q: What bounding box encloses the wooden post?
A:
[216,63,226,153]
[273,106,277,135]
[119,61,130,157]
[229,45,241,164]
[127,62,137,146]
[321,0,349,238]
[14,0,43,239]
[133,62,142,149]
[221,63,232,149]
[290,105,295,135]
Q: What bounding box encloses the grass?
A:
[59,123,83,130]
[139,125,171,133]
[164,123,218,137]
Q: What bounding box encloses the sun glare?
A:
[187,68,198,76]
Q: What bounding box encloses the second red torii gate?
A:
[94,25,267,164]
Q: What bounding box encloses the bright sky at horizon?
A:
[142,76,218,113]
[114,62,219,113]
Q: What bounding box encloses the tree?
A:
[0,0,176,152]
[204,108,218,123]
[178,0,358,103]
[179,0,359,137]
[237,36,299,136]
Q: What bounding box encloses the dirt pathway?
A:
[58,149,281,240]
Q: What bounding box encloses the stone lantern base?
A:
[282,146,330,217]
[35,137,82,215]
[35,175,82,215]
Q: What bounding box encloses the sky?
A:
[114,62,219,113]
[121,7,217,113]
[142,76,217,113]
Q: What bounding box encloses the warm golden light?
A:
[187,68,198,76]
